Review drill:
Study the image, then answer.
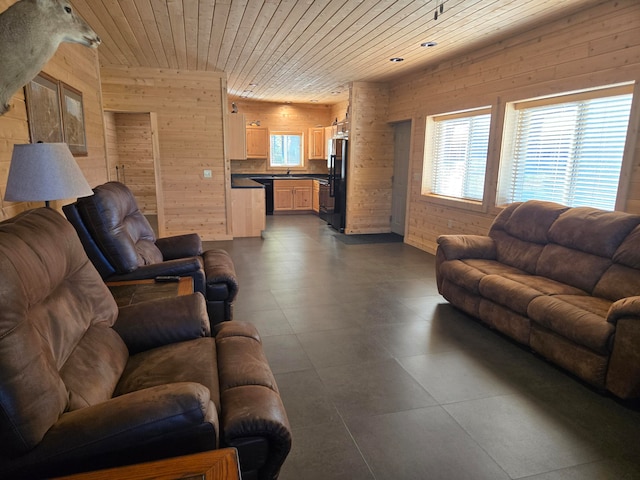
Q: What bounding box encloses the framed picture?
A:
[60,82,87,155]
[24,73,64,144]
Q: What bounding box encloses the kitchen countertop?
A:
[232,174,329,188]
[231,177,264,188]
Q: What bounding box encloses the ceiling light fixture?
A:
[390,57,404,62]
[421,41,438,47]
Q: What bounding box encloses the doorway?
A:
[103,111,164,235]
[391,120,411,236]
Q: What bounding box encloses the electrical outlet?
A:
[203,169,212,178]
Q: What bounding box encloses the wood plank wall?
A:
[388,0,640,254]
[229,100,332,174]
[100,66,231,240]
[113,113,157,214]
[347,82,395,234]
[0,0,107,220]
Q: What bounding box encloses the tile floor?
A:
[206,215,640,480]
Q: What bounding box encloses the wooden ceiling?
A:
[71,0,603,105]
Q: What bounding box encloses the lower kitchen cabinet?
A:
[312,180,320,213]
[273,180,313,212]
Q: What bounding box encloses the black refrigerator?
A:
[328,138,347,232]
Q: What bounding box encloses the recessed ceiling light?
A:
[248,83,257,87]
[421,41,438,47]
[331,91,341,95]
[310,99,319,103]
[390,57,404,62]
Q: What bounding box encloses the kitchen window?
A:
[270,132,303,168]
[498,85,633,210]
[422,107,491,202]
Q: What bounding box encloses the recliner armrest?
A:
[156,234,203,260]
[106,256,203,281]
[114,293,210,354]
[437,234,496,260]
[3,383,217,479]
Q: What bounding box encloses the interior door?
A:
[391,121,411,236]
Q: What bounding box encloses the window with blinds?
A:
[425,109,491,201]
[499,86,633,210]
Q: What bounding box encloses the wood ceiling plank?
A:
[167,0,189,70]
[226,0,312,94]
[197,0,216,70]
[207,0,233,70]
[100,0,151,66]
[150,0,180,69]
[215,0,249,70]
[117,0,163,67]
[184,0,200,70]
[134,0,170,68]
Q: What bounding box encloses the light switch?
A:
[203,169,212,178]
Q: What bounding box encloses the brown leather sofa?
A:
[0,208,291,480]
[63,182,238,325]
[436,200,640,400]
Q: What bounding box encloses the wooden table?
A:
[106,277,193,307]
[54,448,241,480]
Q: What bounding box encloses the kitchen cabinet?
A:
[227,113,246,160]
[308,127,325,160]
[246,127,268,158]
[312,180,320,213]
[273,180,313,212]
[232,186,266,237]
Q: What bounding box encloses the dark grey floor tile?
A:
[283,303,361,334]
[444,394,604,478]
[274,369,342,429]
[317,358,438,419]
[278,421,374,480]
[261,334,314,374]
[398,351,519,403]
[522,458,640,480]
[348,406,510,480]
[297,328,393,369]
[243,309,293,337]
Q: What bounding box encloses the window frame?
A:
[422,106,492,208]
[497,83,635,211]
[269,131,304,170]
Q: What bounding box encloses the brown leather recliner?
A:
[63,181,238,325]
[0,208,291,480]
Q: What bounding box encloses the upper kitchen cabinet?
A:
[308,127,325,160]
[227,113,246,160]
[246,127,269,159]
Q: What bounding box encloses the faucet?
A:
[286,169,291,176]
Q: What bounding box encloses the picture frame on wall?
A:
[24,73,64,144]
[60,83,87,156]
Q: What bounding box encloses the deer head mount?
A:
[0,0,100,116]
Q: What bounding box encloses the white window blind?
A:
[430,112,490,201]
[505,91,633,210]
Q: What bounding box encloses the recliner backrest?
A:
[0,209,126,457]
[74,182,163,274]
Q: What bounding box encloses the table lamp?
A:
[4,143,94,207]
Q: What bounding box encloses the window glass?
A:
[499,87,633,210]
[270,133,302,167]
[423,109,491,201]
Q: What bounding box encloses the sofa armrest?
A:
[437,234,496,261]
[106,256,203,281]
[607,296,640,325]
[156,234,203,260]
[114,293,210,354]
[5,383,218,479]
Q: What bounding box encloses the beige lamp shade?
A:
[4,143,93,205]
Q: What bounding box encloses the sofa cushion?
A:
[593,264,640,301]
[77,182,163,273]
[502,200,569,244]
[479,275,545,315]
[547,206,640,258]
[60,325,129,410]
[536,244,612,293]
[613,224,640,268]
[0,209,120,455]
[114,338,221,415]
[439,259,524,294]
[528,295,614,354]
[488,230,544,273]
